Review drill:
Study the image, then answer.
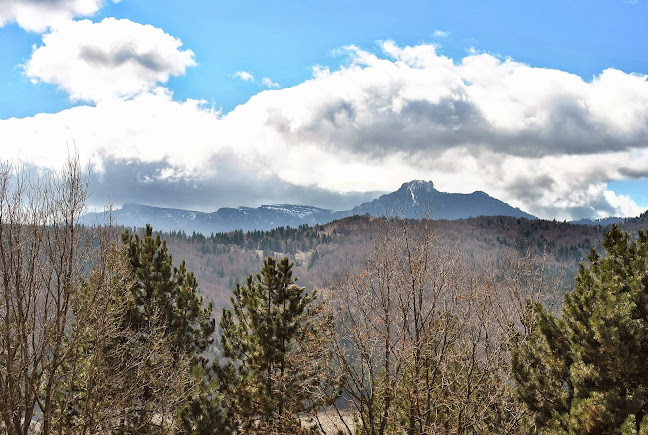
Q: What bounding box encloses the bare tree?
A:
[0,158,191,434]
[326,217,560,434]
[0,157,90,435]
[52,234,193,435]
[325,218,455,434]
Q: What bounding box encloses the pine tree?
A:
[121,224,218,432]
[216,256,338,434]
[122,224,215,363]
[513,225,648,434]
[53,242,196,434]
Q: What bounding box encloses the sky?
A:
[0,0,647,220]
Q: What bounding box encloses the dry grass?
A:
[302,408,355,434]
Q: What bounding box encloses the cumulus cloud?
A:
[433,30,449,38]
[0,88,219,172]
[25,18,196,103]
[604,190,644,217]
[234,71,279,88]
[261,77,279,88]
[0,0,115,32]
[234,70,254,81]
[271,41,647,160]
[3,41,648,219]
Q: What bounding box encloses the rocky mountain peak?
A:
[400,180,435,192]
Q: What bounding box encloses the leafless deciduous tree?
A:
[326,217,560,435]
[52,237,193,435]
[0,158,191,434]
[0,158,90,435]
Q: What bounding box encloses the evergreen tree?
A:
[513,225,648,434]
[53,243,195,434]
[216,256,338,434]
[122,224,215,363]
[121,225,219,432]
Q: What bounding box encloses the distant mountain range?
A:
[83,203,347,234]
[81,180,539,233]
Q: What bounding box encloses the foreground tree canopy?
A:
[122,224,215,366]
[3,159,648,434]
[0,158,217,434]
[514,225,648,434]
[0,159,92,434]
[216,256,338,434]
[120,224,217,432]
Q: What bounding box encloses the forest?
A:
[2,160,648,434]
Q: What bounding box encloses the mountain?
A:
[351,180,536,220]
[82,180,536,233]
[82,203,346,233]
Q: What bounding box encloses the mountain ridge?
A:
[82,180,540,233]
[351,180,536,220]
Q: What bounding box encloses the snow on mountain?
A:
[82,203,345,233]
[82,180,537,233]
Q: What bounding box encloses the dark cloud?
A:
[280,87,647,160]
[80,45,172,73]
[533,200,619,222]
[88,157,382,213]
[286,97,489,157]
[322,101,357,127]
[506,175,557,202]
[619,167,648,179]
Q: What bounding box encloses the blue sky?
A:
[0,0,647,218]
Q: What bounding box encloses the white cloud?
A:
[261,77,279,88]
[234,72,279,88]
[25,18,196,103]
[234,71,254,81]
[0,88,220,173]
[0,0,116,32]
[433,30,449,38]
[604,190,643,217]
[3,41,648,219]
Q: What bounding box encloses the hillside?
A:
[158,213,648,318]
